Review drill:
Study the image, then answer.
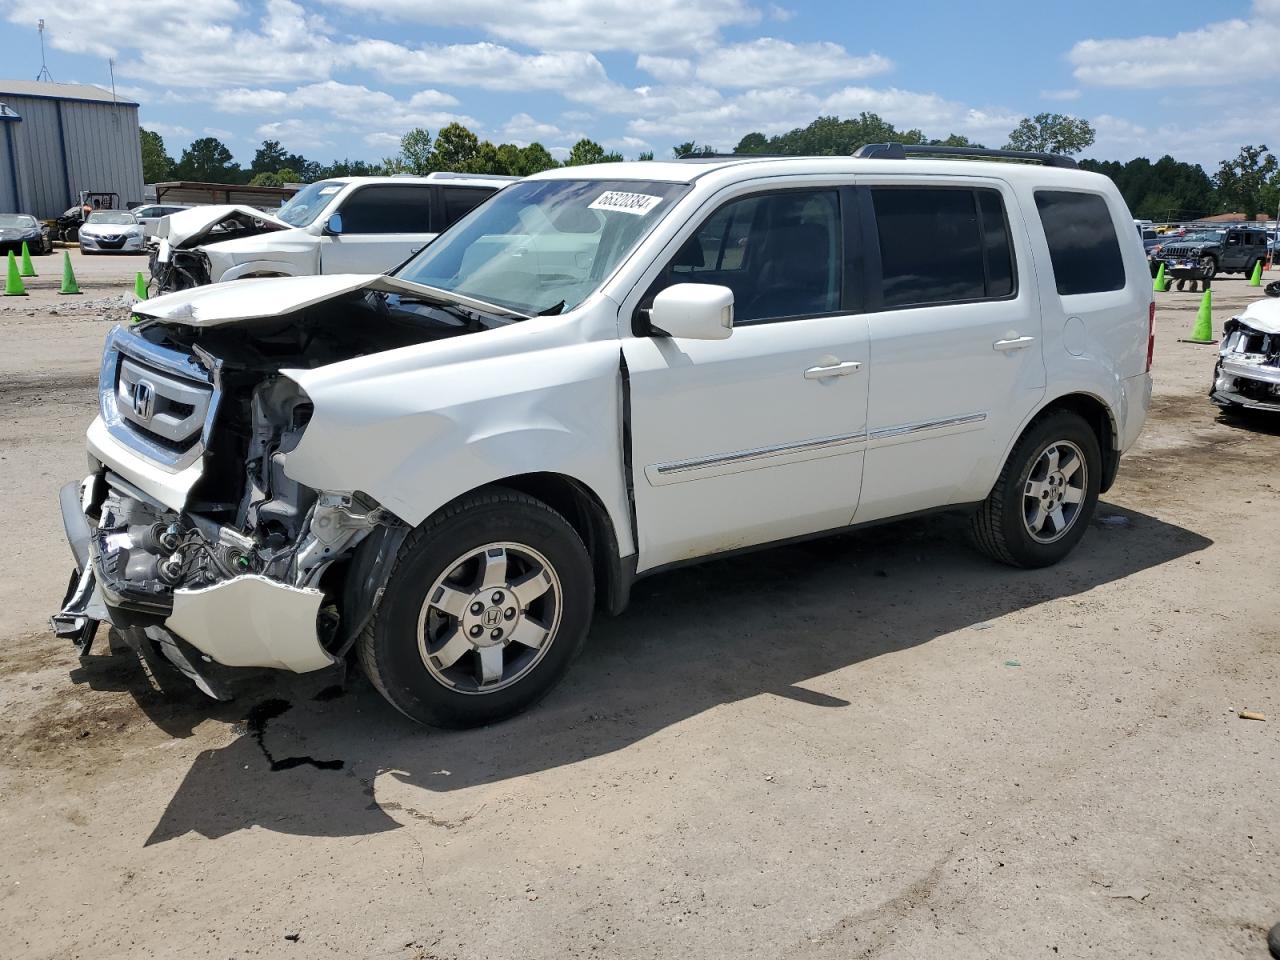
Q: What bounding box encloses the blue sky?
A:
[1,0,1276,170]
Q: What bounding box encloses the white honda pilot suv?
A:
[55,145,1154,727]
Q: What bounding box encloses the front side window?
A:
[339,186,433,234]
[652,189,842,323]
[397,179,688,316]
[871,186,1015,308]
[1034,190,1125,295]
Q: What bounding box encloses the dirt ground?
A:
[1,252,1278,960]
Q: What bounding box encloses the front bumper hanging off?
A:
[51,476,337,698]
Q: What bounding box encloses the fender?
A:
[281,339,636,559]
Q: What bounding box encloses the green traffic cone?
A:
[1152,261,1166,292]
[1248,259,1263,287]
[4,251,27,296]
[58,251,82,295]
[132,271,148,300]
[1186,288,1214,343]
[19,241,35,277]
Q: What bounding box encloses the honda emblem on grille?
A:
[132,380,156,421]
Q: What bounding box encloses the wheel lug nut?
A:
[490,628,503,640]
[469,625,483,638]
[491,591,504,604]
[505,607,516,620]
[470,602,484,615]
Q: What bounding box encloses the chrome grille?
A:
[99,326,220,470]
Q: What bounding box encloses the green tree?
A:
[928,134,984,147]
[565,138,622,166]
[173,136,241,182]
[1004,113,1095,155]
[516,143,559,174]
[672,141,715,158]
[139,128,174,182]
[432,123,481,171]
[733,132,769,154]
[314,158,384,178]
[251,139,288,175]
[1079,154,1217,221]
[399,127,435,174]
[248,167,299,187]
[1214,144,1278,220]
[637,150,655,161]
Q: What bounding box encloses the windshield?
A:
[87,211,136,225]
[395,178,689,315]
[1177,232,1219,243]
[0,215,36,229]
[276,180,343,227]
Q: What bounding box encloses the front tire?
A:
[358,487,594,728]
[1199,256,1217,281]
[969,410,1102,568]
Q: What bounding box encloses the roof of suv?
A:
[530,155,1110,189]
[322,172,519,188]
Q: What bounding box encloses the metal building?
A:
[0,79,144,219]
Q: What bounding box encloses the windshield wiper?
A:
[379,277,532,320]
[537,300,566,316]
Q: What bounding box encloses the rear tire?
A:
[969,410,1102,568]
[358,487,594,728]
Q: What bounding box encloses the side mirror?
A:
[324,213,343,236]
[649,283,733,341]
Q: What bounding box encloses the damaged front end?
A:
[52,276,504,698]
[150,205,290,294]
[1212,299,1280,414]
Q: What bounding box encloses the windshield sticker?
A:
[588,191,664,216]
[318,186,341,195]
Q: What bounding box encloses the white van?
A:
[57,146,1154,727]
[149,172,517,292]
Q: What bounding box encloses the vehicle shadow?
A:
[68,503,1211,845]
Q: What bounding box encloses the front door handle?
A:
[804,360,862,380]
[993,336,1036,352]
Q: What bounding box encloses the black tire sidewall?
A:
[368,497,594,728]
[996,412,1102,568]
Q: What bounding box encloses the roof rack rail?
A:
[853,143,1079,169]
[674,152,793,160]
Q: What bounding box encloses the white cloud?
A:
[202,126,238,141]
[1040,88,1081,102]
[346,40,610,93]
[502,113,565,144]
[211,82,464,131]
[768,4,795,21]
[142,121,193,139]
[319,0,758,52]
[364,132,404,149]
[636,55,695,82]
[1070,0,1280,87]
[697,39,891,89]
[821,86,1018,142]
[1085,106,1280,170]
[4,0,241,58]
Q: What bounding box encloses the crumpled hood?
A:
[157,204,291,248]
[132,272,527,327]
[1236,297,1280,336]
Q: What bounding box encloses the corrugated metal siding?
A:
[0,94,143,218]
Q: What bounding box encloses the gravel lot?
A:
[1,253,1278,959]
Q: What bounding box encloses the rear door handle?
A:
[993,336,1036,352]
[804,360,862,379]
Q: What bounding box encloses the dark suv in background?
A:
[1153,226,1269,284]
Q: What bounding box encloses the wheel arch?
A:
[464,472,633,616]
[1022,391,1120,493]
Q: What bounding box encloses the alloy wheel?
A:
[1022,440,1088,544]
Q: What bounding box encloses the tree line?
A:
[141,110,1280,221]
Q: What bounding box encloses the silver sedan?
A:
[78,210,146,255]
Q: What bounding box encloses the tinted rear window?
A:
[872,187,1015,308]
[1035,191,1125,295]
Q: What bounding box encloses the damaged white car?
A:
[1211,291,1280,413]
[55,149,1153,727]
[148,173,516,293]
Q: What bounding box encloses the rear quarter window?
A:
[1034,190,1125,296]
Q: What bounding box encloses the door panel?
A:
[622,186,868,572]
[625,317,869,570]
[855,181,1045,523]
